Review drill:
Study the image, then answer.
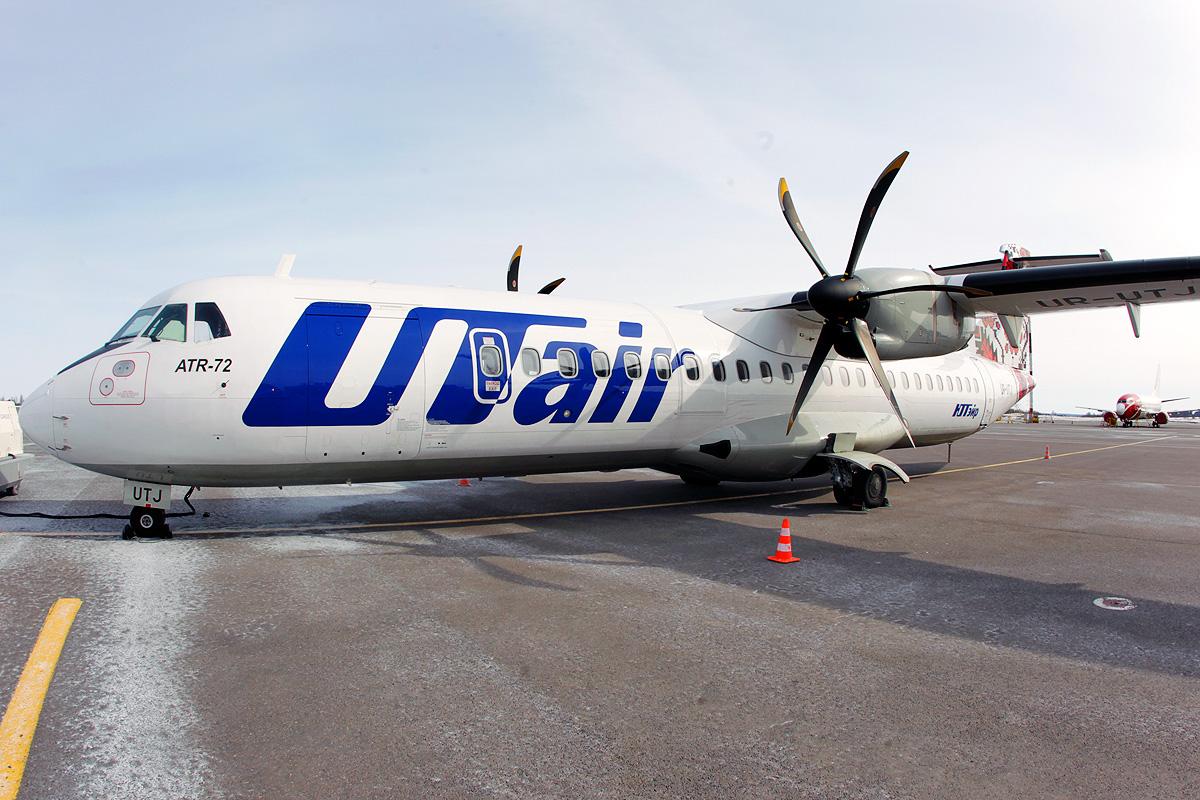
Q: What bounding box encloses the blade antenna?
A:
[537,278,565,295]
[778,178,828,278]
[507,245,522,292]
[850,318,915,447]
[844,151,908,278]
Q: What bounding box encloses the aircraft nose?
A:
[18,381,53,449]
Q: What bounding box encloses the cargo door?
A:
[305,307,425,462]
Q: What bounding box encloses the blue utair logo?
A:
[243,302,693,428]
[952,402,980,418]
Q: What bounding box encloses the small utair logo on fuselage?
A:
[952,402,980,418]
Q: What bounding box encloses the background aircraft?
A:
[1080,366,1189,427]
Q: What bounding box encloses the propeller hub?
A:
[807,275,869,321]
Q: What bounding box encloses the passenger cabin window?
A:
[886,370,895,388]
[856,368,866,387]
[624,352,642,379]
[683,354,701,381]
[654,353,671,380]
[712,358,727,382]
[902,372,910,390]
[974,378,980,393]
[479,345,504,378]
[937,375,945,391]
[145,303,187,343]
[822,366,832,385]
[914,373,922,390]
[521,348,541,377]
[736,360,750,382]
[194,302,231,341]
[782,363,794,384]
[839,366,850,387]
[558,348,578,378]
[592,351,611,378]
[760,361,773,382]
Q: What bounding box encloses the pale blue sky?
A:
[3,1,1199,410]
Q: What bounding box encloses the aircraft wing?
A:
[1163,396,1190,403]
[946,256,1200,316]
[1076,406,1111,414]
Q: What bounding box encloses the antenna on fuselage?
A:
[274,254,296,279]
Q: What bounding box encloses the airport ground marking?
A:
[0,598,82,800]
[913,435,1174,479]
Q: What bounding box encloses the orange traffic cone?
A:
[767,518,801,563]
[1043,446,1050,460]
[457,478,471,487]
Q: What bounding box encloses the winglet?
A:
[274,254,296,279]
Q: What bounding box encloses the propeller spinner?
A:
[744,152,988,442]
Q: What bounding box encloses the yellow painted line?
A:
[913,435,1174,479]
[0,598,82,800]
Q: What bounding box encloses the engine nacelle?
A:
[856,268,976,360]
[1155,411,1169,426]
[1102,411,1118,426]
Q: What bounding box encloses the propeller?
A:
[506,245,565,295]
[745,152,943,442]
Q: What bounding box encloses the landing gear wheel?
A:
[832,484,854,507]
[859,466,889,509]
[128,507,169,538]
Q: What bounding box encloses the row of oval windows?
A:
[478,345,981,395]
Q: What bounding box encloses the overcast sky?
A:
[3,1,1199,412]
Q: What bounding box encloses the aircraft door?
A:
[305,308,425,463]
[470,329,512,405]
[973,363,997,428]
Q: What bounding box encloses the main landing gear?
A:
[829,461,890,510]
[123,507,172,540]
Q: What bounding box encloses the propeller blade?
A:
[850,318,915,448]
[537,277,565,295]
[507,245,522,292]
[778,178,829,278]
[844,151,909,278]
[786,321,838,435]
[857,284,992,301]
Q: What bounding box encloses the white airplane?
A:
[17,152,1200,538]
[1080,366,1189,427]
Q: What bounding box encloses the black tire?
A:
[832,484,855,507]
[863,467,889,509]
[121,525,135,541]
[129,507,165,537]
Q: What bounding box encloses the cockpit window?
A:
[144,303,188,343]
[194,302,231,341]
[109,306,161,344]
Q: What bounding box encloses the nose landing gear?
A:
[123,507,173,540]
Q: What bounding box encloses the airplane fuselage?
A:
[20,276,1030,488]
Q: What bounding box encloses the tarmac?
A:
[1,424,1198,799]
